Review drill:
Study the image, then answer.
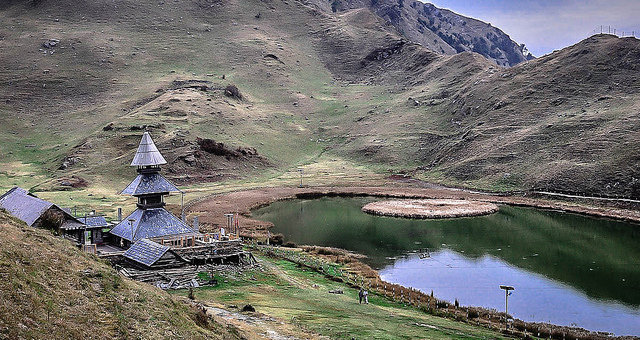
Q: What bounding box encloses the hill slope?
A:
[0,0,639,201]
[0,210,237,339]
[327,34,640,196]
[347,34,640,196]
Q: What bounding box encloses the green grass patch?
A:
[171,255,509,339]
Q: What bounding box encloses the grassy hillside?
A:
[0,208,512,339]
[398,34,640,196]
[0,0,639,205]
[172,255,510,340]
[0,210,239,339]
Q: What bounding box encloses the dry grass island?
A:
[362,199,499,219]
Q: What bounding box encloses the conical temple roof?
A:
[131,132,167,166]
[121,173,180,196]
[109,208,196,242]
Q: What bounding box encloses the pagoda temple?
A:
[109,132,198,249]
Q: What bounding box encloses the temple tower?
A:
[109,132,197,248]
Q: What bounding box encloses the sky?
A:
[426,0,640,56]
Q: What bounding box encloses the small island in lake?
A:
[362,199,499,219]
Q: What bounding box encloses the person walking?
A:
[363,289,369,304]
[358,288,364,304]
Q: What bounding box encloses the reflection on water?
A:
[252,197,640,335]
[380,250,640,335]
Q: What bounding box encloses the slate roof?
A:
[0,187,55,226]
[0,187,89,229]
[131,132,167,166]
[61,219,87,231]
[77,215,109,228]
[121,173,180,196]
[109,208,195,242]
[123,238,170,267]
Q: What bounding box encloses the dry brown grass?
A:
[362,199,499,219]
[0,211,238,340]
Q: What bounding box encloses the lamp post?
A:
[297,168,304,187]
[499,285,515,330]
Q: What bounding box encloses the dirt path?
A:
[187,185,640,236]
[199,257,322,339]
[258,257,307,289]
[204,304,319,340]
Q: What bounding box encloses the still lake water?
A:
[252,197,640,335]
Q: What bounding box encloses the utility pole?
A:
[181,192,185,221]
[297,168,304,188]
[499,285,515,330]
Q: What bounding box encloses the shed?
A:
[77,215,110,244]
[0,187,105,245]
[123,238,183,268]
[0,187,56,227]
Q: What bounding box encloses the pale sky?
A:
[426,0,640,56]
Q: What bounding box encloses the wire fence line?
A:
[588,25,637,38]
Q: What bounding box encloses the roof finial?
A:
[130,132,167,166]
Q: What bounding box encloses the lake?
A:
[252,197,640,336]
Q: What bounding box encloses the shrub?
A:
[269,233,284,245]
[38,209,64,231]
[196,138,238,157]
[224,84,242,99]
[551,329,564,339]
[193,306,209,328]
[435,300,449,309]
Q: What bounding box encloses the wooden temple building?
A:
[1,132,252,287]
[103,132,250,271]
[0,187,107,252]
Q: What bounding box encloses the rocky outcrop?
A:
[321,0,534,66]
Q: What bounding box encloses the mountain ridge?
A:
[316,0,535,66]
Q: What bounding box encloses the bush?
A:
[38,209,64,231]
[538,328,551,339]
[551,329,564,339]
[269,233,284,245]
[192,305,209,329]
[435,300,449,309]
[196,138,238,157]
[224,84,242,99]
